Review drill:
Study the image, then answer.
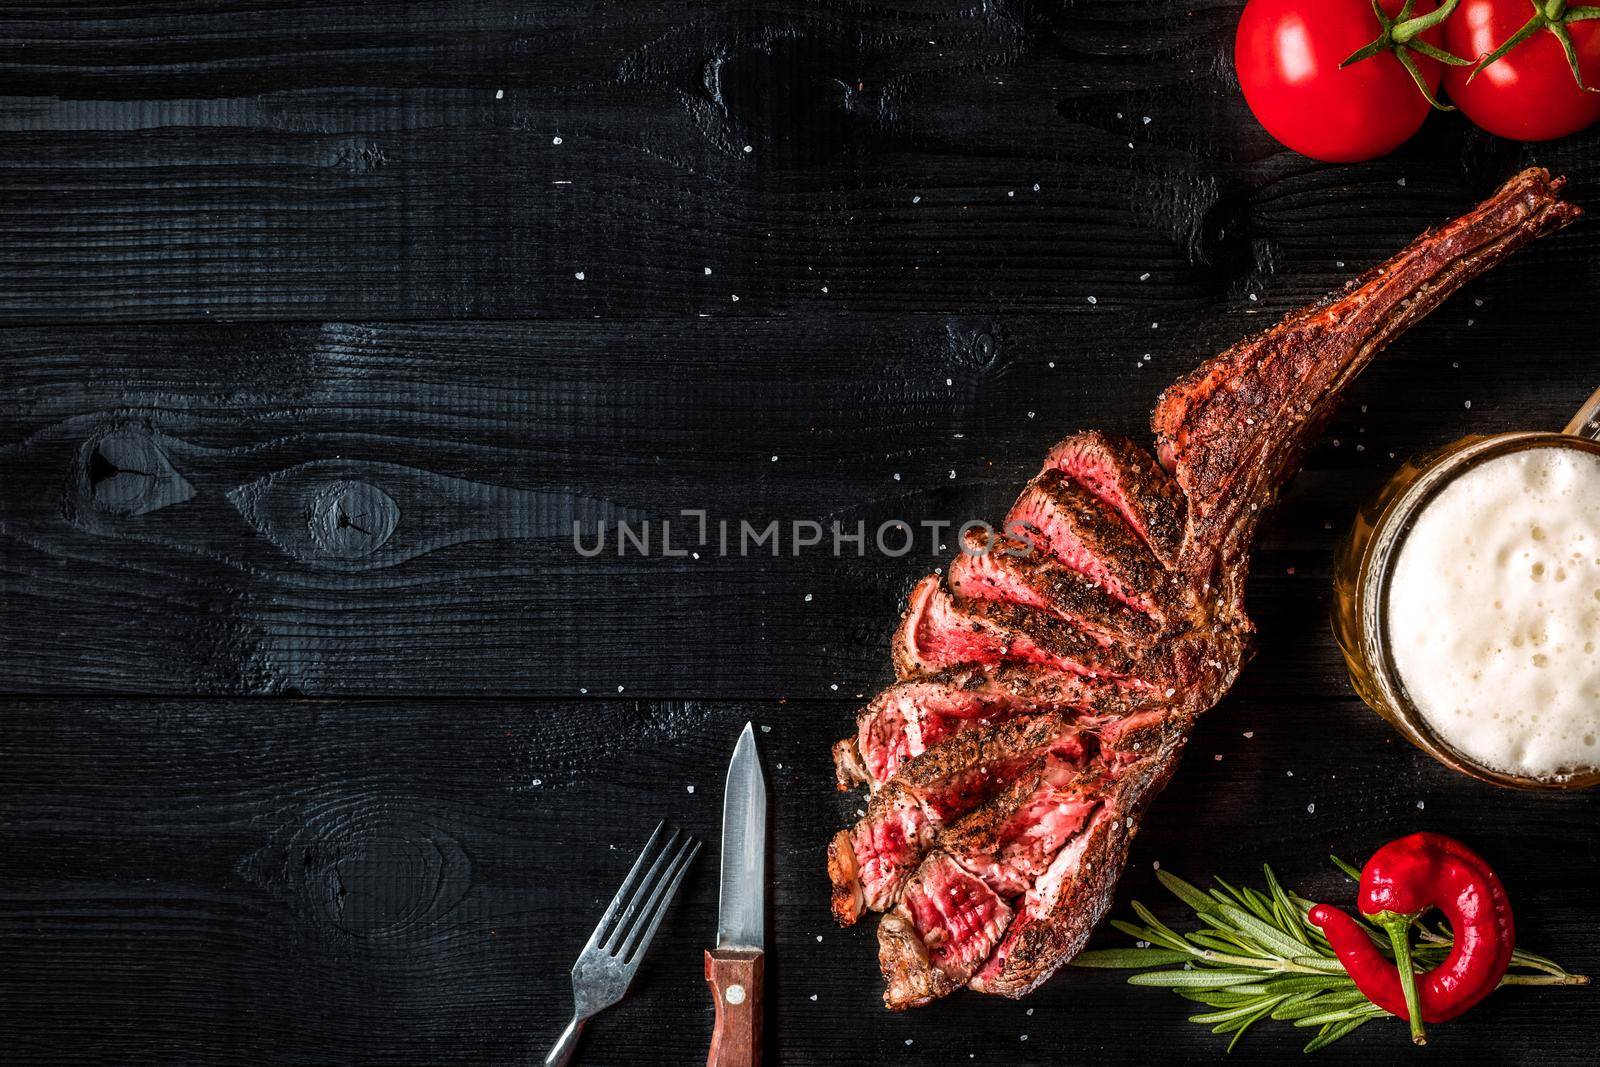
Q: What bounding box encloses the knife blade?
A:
[716,721,766,950]
[706,721,766,1067]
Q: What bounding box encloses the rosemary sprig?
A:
[1072,860,1589,1053]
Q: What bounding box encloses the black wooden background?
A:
[3,3,1597,1064]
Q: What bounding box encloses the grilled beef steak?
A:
[827,169,1580,1008]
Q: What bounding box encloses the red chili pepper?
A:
[1309,833,1514,1045]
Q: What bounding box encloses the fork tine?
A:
[617,836,701,964]
[601,826,683,954]
[582,820,670,953]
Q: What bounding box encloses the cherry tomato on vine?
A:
[1443,0,1600,141]
[1235,0,1450,162]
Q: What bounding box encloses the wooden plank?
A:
[1,696,1594,1065]
[3,2,1597,322]
[3,307,1588,697]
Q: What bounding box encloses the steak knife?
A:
[706,721,766,1067]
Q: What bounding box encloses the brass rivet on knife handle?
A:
[705,948,763,1067]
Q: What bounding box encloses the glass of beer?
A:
[1331,387,1600,790]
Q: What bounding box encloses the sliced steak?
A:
[891,575,1137,683]
[970,726,1185,998]
[1006,470,1170,616]
[878,853,1015,1010]
[828,711,1091,926]
[948,529,1155,644]
[943,757,1101,898]
[833,664,1139,792]
[878,711,1181,1010]
[1041,430,1185,567]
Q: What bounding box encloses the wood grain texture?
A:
[705,948,764,1067]
[0,698,1595,1065]
[2,1,1598,323]
[6,1,1600,1064]
[2,302,1590,697]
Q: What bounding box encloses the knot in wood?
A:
[80,426,195,517]
[308,479,399,559]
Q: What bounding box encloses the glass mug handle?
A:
[1565,385,1600,441]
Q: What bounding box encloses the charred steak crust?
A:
[891,575,1142,683]
[832,665,1145,792]
[1007,470,1172,615]
[1154,168,1582,583]
[1042,430,1186,568]
[948,530,1156,643]
[828,168,1578,1009]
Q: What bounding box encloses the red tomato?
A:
[1443,0,1600,140]
[1235,0,1445,162]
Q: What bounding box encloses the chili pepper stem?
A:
[1377,914,1428,1045]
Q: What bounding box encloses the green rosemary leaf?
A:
[1128,969,1263,989]
[1227,1000,1281,1053]
[1110,918,1187,953]
[1303,1015,1373,1053]
[1264,865,1312,947]
[1293,1002,1388,1028]
[1130,900,1188,945]
[1289,956,1350,974]
[1510,947,1568,976]
[1218,903,1312,959]
[1194,914,1268,956]
[1071,947,1191,968]
[1226,975,1354,997]
[1189,996,1287,1026]
[1211,877,1248,910]
[1238,886,1280,926]
[1272,990,1373,1021]
[1175,989,1262,1008]
[1268,990,1325,1021]
[1157,869,1223,916]
[1182,927,1237,948]
[1329,854,1363,881]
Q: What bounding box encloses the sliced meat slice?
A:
[878,853,1014,1011]
[969,727,1187,998]
[833,665,1140,792]
[891,575,1136,683]
[948,529,1155,644]
[827,711,1091,926]
[1041,431,1185,568]
[942,756,1101,898]
[1006,470,1170,616]
[966,809,1113,998]
[875,709,1184,1008]
[876,748,1123,1009]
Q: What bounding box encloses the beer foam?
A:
[1387,445,1600,779]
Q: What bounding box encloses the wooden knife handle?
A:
[705,948,763,1067]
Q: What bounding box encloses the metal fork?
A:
[543,821,701,1067]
